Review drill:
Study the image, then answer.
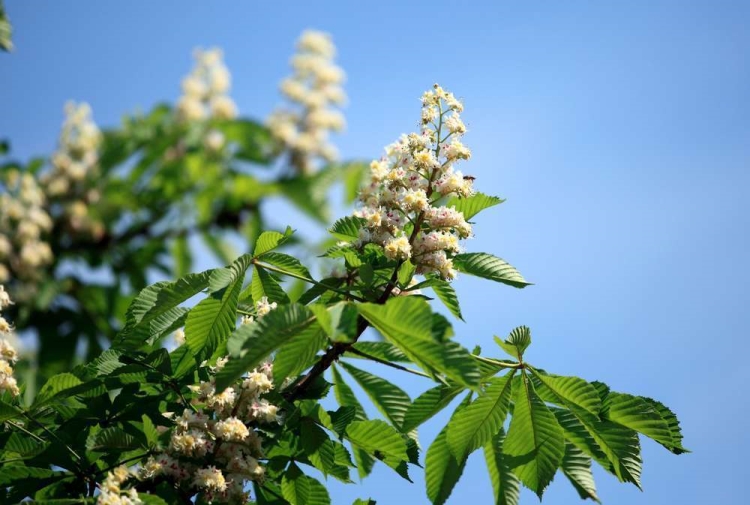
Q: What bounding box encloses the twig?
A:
[345,347,432,378]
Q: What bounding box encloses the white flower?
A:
[213,417,250,441]
[255,296,277,317]
[0,285,12,308]
[193,466,227,492]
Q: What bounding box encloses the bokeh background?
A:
[2,1,748,503]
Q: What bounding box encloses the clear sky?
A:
[2,1,749,504]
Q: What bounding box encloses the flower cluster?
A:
[0,286,19,397]
[135,301,280,503]
[41,101,105,240]
[97,466,142,505]
[268,30,346,174]
[0,170,53,287]
[353,84,474,280]
[177,48,237,123]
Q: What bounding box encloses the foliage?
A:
[0,28,685,505]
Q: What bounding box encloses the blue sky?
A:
[2,1,749,504]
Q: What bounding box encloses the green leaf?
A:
[446,192,505,220]
[329,216,365,242]
[529,369,602,415]
[115,270,212,349]
[602,392,675,448]
[0,467,58,485]
[453,253,531,288]
[250,266,290,305]
[258,252,312,279]
[562,444,601,503]
[340,362,411,430]
[494,326,531,359]
[281,463,331,505]
[272,323,327,387]
[142,414,160,448]
[638,396,688,454]
[503,371,565,498]
[484,428,521,505]
[0,2,13,52]
[425,394,473,505]
[358,297,479,388]
[352,500,376,505]
[34,373,83,406]
[401,385,464,433]
[254,228,293,257]
[348,342,409,363]
[184,269,244,361]
[88,427,141,451]
[172,234,192,278]
[217,304,314,391]
[219,118,275,163]
[397,260,416,287]
[0,398,21,422]
[430,278,463,321]
[447,373,515,459]
[332,367,375,479]
[345,419,408,462]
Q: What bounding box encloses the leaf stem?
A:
[253,260,367,302]
[345,347,432,378]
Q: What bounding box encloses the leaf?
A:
[332,366,375,479]
[254,228,293,257]
[115,270,212,349]
[0,398,21,422]
[348,342,409,363]
[329,216,365,242]
[172,234,192,278]
[0,3,12,52]
[529,369,602,415]
[345,419,408,462]
[340,362,411,430]
[219,118,276,163]
[258,252,312,279]
[281,463,331,505]
[401,385,464,433]
[358,297,479,388]
[430,278,463,321]
[453,253,531,288]
[562,444,601,503]
[447,373,515,459]
[484,428,521,505]
[250,266,290,305]
[34,373,83,406]
[446,192,505,220]
[503,371,565,498]
[494,326,531,359]
[184,269,244,361]
[272,324,327,387]
[638,396,688,454]
[142,414,160,448]
[602,392,675,448]
[88,427,141,451]
[425,394,473,505]
[0,467,58,485]
[216,304,314,391]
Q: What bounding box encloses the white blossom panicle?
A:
[353,84,475,280]
[0,171,54,288]
[267,30,347,174]
[177,48,237,122]
[0,285,19,397]
[96,466,142,505]
[134,314,280,503]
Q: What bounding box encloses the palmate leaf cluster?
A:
[0,192,686,504]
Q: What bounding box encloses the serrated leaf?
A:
[258,252,312,279]
[340,362,411,430]
[401,384,464,433]
[562,444,601,502]
[425,394,473,505]
[530,369,602,415]
[602,392,675,448]
[431,278,463,320]
[184,271,243,361]
[332,367,375,479]
[0,398,21,422]
[447,373,515,459]
[358,297,479,388]
[638,396,688,454]
[345,419,408,462]
[446,192,505,220]
[272,324,327,387]
[88,427,141,451]
[503,371,565,498]
[494,326,532,359]
[484,428,521,505]
[250,266,290,305]
[34,373,83,406]
[348,342,409,363]
[217,304,314,391]
[281,463,331,505]
[254,228,293,257]
[0,467,59,485]
[453,253,530,288]
[329,216,365,242]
